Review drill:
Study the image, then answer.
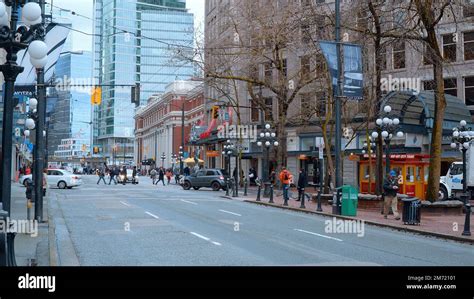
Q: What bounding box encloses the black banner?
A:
[0,267,472,298]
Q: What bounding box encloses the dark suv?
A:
[181,169,229,191]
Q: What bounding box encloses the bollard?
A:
[269,184,274,203]
[316,188,323,212]
[462,203,471,236]
[299,188,305,209]
[232,178,237,197]
[225,178,230,196]
[244,178,248,196]
[256,184,261,201]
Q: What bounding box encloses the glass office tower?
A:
[93,0,194,164]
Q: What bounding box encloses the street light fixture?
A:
[372,105,404,175]
[0,0,47,267]
[256,123,278,200]
[161,152,166,168]
[451,120,472,236]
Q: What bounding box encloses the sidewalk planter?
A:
[341,185,358,216]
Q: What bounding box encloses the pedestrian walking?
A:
[279,167,292,202]
[150,168,157,184]
[296,169,307,201]
[174,167,180,184]
[383,170,401,220]
[97,167,107,185]
[108,167,118,185]
[184,166,190,176]
[121,166,127,185]
[155,167,165,186]
[132,166,138,185]
[42,168,48,196]
[166,169,172,185]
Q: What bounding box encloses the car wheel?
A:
[193,187,200,190]
[183,181,191,190]
[211,182,221,191]
[58,181,67,189]
[439,185,448,201]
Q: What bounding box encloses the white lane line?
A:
[120,201,131,207]
[219,209,242,217]
[212,241,222,246]
[294,229,343,242]
[145,212,160,219]
[180,199,198,205]
[190,232,210,241]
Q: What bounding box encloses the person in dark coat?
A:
[184,166,190,176]
[97,167,107,185]
[155,167,165,186]
[132,166,137,184]
[108,166,118,185]
[296,169,307,201]
[383,170,400,220]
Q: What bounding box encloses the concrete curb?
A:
[242,199,474,245]
[47,195,59,266]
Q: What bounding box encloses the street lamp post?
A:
[451,120,472,236]
[256,124,279,198]
[161,152,166,168]
[372,105,404,175]
[0,0,48,266]
[222,140,234,194]
[178,146,184,175]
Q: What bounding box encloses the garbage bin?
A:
[341,185,358,216]
[402,198,421,225]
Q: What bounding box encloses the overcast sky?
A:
[51,0,205,51]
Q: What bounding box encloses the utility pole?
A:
[333,0,343,215]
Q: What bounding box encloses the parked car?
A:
[20,169,82,189]
[118,169,139,184]
[181,169,229,191]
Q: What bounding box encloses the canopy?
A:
[183,157,204,164]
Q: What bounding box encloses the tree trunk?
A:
[425,60,446,202]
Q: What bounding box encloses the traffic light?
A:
[211,106,219,119]
[91,87,102,105]
[93,146,99,154]
[131,83,140,107]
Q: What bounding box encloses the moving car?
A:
[181,169,228,191]
[118,169,139,184]
[20,169,82,189]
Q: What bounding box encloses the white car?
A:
[20,169,83,189]
[118,169,139,184]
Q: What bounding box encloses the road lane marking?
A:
[180,199,197,205]
[190,232,210,241]
[145,212,160,219]
[294,229,343,242]
[212,241,222,246]
[219,209,242,217]
[120,201,131,207]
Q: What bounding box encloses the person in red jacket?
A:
[279,167,292,202]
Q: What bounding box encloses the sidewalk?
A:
[10,184,50,266]
[226,185,474,244]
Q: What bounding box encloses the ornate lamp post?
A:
[0,0,48,266]
[171,153,177,170]
[256,124,279,198]
[371,105,404,175]
[161,152,166,168]
[222,139,234,196]
[178,146,184,174]
[451,120,472,236]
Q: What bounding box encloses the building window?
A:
[300,94,314,117]
[423,43,432,65]
[315,54,325,78]
[281,59,287,78]
[393,41,405,69]
[444,78,457,97]
[264,62,272,82]
[264,97,273,122]
[250,99,259,122]
[442,34,457,62]
[465,76,474,106]
[316,91,326,116]
[301,22,311,44]
[422,80,435,91]
[464,31,474,61]
[300,55,311,81]
[464,1,474,18]
[378,44,387,70]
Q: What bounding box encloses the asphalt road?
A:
[48,175,474,266]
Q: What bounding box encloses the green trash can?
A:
[341,185,358,216]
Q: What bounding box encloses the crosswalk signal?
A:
[91,87,102,105]
[93,146,99,154]
[211,106,219,119]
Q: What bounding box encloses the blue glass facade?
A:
[93,0,194,162]
[48,51,93,156]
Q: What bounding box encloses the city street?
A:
[48,175,474,266]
